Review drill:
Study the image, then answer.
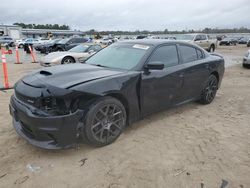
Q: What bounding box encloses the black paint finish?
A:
[9,40,225,149]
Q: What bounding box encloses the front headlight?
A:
[39,97,67,115]
[39,97,79,116]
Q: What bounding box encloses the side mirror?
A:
[88,49,94,54]
[145,61,164,70]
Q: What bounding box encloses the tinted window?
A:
[149,45,179,68]
[69,38,77,43]
[179,45,198,63]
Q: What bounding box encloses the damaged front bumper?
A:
[10,95,84,149]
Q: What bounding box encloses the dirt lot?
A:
[0,45,250,188]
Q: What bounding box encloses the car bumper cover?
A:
[10,96,83,149]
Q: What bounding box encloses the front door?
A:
[141,45,184,116]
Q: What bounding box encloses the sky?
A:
[1,0,250,31]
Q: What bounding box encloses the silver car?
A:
[0,36,15,47]
[243,50,250,68]
[40,43,102,66]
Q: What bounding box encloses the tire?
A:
[19,44,24,48]
[83,96,127,146]
[9,42,14,47]
[199,75,218,104]
[61,56,75,64]
[208,45,215,52]
[243,64,250,68]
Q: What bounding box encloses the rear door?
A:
[177,44,210,102]
[141,44,185,116]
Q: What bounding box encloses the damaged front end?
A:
[9,79,90,149]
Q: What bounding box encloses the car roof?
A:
[117,39,200,47]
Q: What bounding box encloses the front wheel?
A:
[83,97,127,146]
[199,75,218,104]
[61,56,75,64]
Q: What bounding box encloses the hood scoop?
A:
[40,70,52,76]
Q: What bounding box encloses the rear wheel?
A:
[199,75,218,104]
[243,64,250,68]
[61,57,75,64]
[19,44,24,48]
[83,97,126,146]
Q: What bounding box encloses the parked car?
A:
[40,43,102,66]
[243,50,250,68]
[16,38,42,48]
[52,37,90,52]
[219,37,238,46]
[35,39,62,53]
[216,35,227,41]
[0,36,15,47]
[177,34,217,52]
[238,37,249,44]
[136,35,147,39]
[10,40,224,149]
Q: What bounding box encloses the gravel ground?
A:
[0,45,249,188]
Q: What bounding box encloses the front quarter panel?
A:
[71,71,142,124]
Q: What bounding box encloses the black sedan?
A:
[219,37,238,45]
[52,37,90,52]
[35,39,62,54]
[9,40,225,149]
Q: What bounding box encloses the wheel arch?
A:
[106,93,130,125]
[210,71,219,82]
[61,56,76,64]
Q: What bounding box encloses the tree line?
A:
[85,27,250,35]
[12,23,250,34]
[13,23,70,30]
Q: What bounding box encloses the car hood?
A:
[21,64,124,89]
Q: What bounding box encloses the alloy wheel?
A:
[204,77,218,103]
[91,104,125,143]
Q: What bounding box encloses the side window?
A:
[87,46,95,52]
[94,45,102,51]
[196,49,204,59]
[200,35,207,40]
[195,35,202,41]
[69,38,77,43]
[148,45,179,68]
[179,45,198,63]
[80,38,88,43]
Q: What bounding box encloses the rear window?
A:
[179,45,198,63]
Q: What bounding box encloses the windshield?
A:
[86,43,150,70]
[176,34,195,40]
[57,38,69,44]
[69,44,89,53]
